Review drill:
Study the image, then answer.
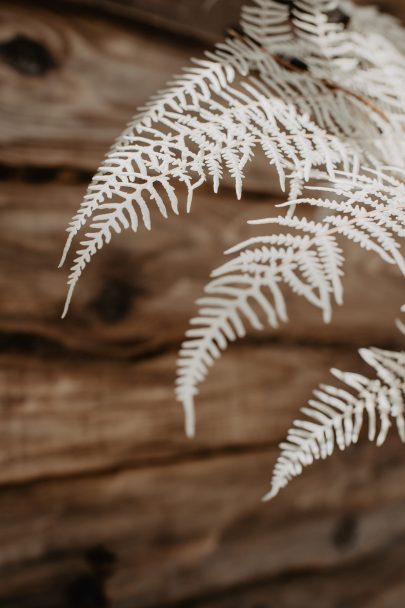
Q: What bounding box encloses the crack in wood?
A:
[0,327,387,363]
[0,441,276,491]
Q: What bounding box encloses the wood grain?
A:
[60,0,246,44]
[0,3,281,192]
[1,182,403,358]
[1,439,405,607]
[0,3,190,171]
[2,1,404,177]
[51,0,405,43]
[185,539,405,608]
[0,344,369,485]
[0,1,405,607]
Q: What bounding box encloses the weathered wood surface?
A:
[1,439,405,608]
[58,0,405,43]
[0,1,405,607]
[1,1,404,177]
[62,0,247,43]
[0,2,273,192]
[0,345,369,485]
[0,3,190,171]
[1,182,403,356]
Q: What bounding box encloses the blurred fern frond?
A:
[60,0,405,317]
[265,344,405,500]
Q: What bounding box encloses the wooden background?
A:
[0,1,405,606]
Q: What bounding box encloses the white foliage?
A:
[265,343,405,500]
[60,0,405,317]
[58,0,405,499]
[177,170,405,436]
[242,0,355,73]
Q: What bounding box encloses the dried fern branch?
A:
[177,169,405,437]
[57,0,405,503]
[265,344,405,500]
[60,0,405,317]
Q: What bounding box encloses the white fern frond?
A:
[281,168,405,271]
[265,345,405,500]
[177,229,343,437]
[60,1,405,317]
[177,171,405,436]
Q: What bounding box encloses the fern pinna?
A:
[177,170,405,436]
[60,0,405,316]
[60,0,405,498]
[266,339,405,500]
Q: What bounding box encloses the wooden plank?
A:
[0,3,196,172]
[51,0,405,43]
[0,182,403,358]
[184,539,405,608]
[0,439,405,606]
[0,344,366,485]
[0,3,404,606]
[60,0,246,44]
[1,2,404,178]
[0,3,278,190]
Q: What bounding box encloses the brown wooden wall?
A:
[0,1,405,607]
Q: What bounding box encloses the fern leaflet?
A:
[265,344,405,500]
[177,170,405,436]
[60,1,405,316]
